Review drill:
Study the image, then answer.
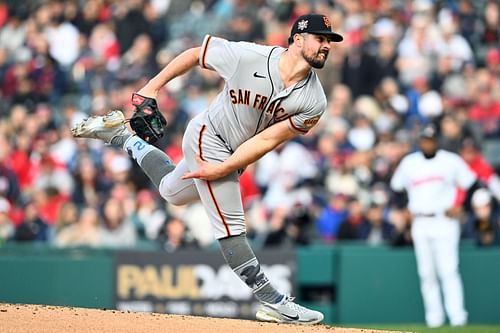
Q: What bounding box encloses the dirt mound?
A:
[0,303,408,333]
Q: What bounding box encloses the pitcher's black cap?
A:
[289,14,344,44]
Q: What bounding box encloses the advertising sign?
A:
[114,249,295,319]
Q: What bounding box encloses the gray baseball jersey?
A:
[160,34,328,239]
[199,34,327,151]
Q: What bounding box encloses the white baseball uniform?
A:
[158,35,327,239]
[390,149,476,327]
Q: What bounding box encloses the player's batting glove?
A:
[129,93,167,144]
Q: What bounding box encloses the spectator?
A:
[54,207,102,247]
[0,9,27,58]
[0,46,8,87]
[33,153,74,196]
[359,203,394,245]
[114,0,150,55]
[0,196,13,243]
[397,14,439,88]
[459,138,500,204]
[388,207,413,247]
[53,201,79,240]
[72,33,116,99]
[338,197,366,240]
[70,0,102,37]
[158,215,198,252]
[464,189,500,247]
[71,154,111,208]
[88,23,120,71]
[457,0,478,45]
[0,134,20,204]
[316,193,349,242]
[115,34,157,84]
[14,199,50,242]
[341,35,379,98]
[325,159,360,198]
[347,112,376,151]
[130,189,166,241]
[468,83,500,137]
[477,1,500,58]
[439,114,466,153]
[44,2,80,68]
[260,140,318,213]
[100,197,137,248]
[370,18,399,84]
[263,203,316,247]
[435,12,473,72]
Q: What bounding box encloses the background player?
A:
[390,124,480,327]
[72,14,343,325]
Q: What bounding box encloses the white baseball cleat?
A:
[256,296,324,325]
[71,110,129,143]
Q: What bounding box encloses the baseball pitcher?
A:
[72,14,343,325]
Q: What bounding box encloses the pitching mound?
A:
[0,303,408,333]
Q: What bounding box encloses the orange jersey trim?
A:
[200,35,212,69]
[197,124,231,237]
[206,181,231,237]
[198,124,207,160]
[288,117,308,134]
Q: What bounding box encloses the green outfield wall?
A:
[297,243,500,324]
[0,243,499,324]
[0,245,114,309]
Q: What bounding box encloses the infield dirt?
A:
[0,303,410,333]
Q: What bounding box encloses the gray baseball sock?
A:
[122,135,175,188]
[218,233,284,304]
[110,133,132,147]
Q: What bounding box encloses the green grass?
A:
[343,324,500,333]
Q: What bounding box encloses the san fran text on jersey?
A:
[228,89,291,122]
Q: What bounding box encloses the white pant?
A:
[411,216,467,327]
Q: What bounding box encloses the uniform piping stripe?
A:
[197,124,231,237]
[198,124,207,160]
[201,35,212,69]
[288,117,308,134]
[206,181,231,237]
[253,46,278,136]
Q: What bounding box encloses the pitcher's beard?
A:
[303,51,328,69]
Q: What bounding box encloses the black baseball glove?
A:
[129,93,167,143]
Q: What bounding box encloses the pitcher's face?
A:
[300,33,331,69]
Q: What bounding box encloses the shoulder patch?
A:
[303,115,321,129]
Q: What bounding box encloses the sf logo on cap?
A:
[298,20,308,30]
[323,16,331,28]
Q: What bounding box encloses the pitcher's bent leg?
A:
[159,159,200,205]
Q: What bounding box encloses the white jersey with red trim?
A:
[390,150,475,327]
[390,149,476,215]
[199,34,327,151]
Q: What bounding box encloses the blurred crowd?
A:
[0,0,499,250]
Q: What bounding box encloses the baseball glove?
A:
[129,93,167,143]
